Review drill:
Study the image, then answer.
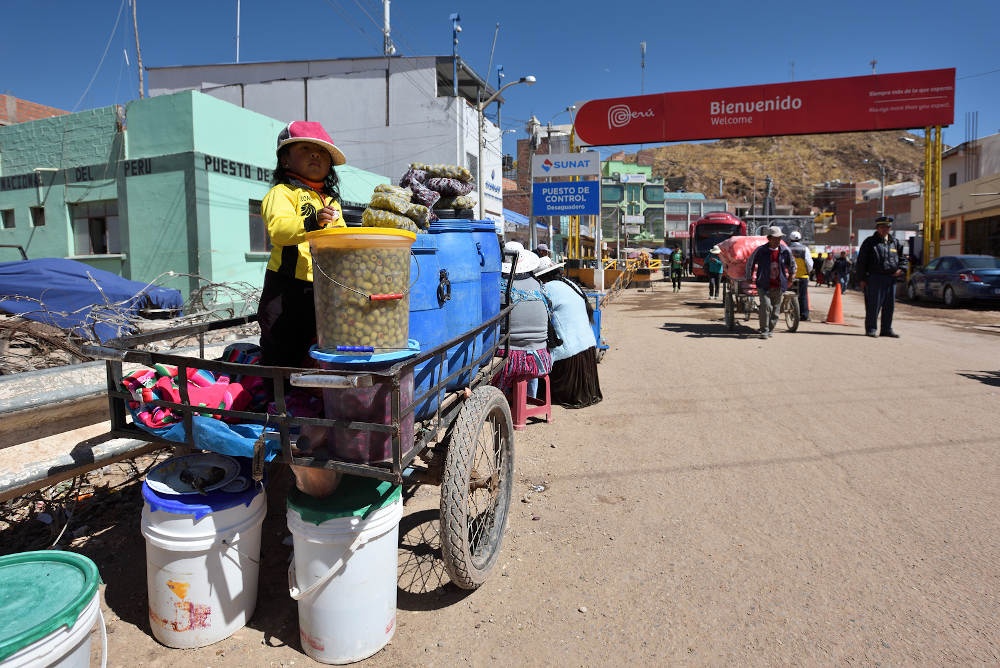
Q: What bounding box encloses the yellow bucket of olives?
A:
[307,227,417,354]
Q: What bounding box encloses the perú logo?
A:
[541,158,553,172]
[608,104,655,129]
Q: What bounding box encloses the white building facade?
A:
[148,56,505,227]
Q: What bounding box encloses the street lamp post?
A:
[477,75,536,223]
[864,158,887,216]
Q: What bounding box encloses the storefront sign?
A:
[531,151,601,178]
[667,230,691,239]
[574,68,956,145]
[625,224,641,234]
[532,181,600,216]
[620,173,647,183]
[623,215,645,224]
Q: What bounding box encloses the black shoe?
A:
[866,331,877,338]
[880,330,900,338]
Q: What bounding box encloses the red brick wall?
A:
[0,95,68,126]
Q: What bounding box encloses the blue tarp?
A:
[503,208,547,231]
[651,247,675,255]
[0,258,183,342]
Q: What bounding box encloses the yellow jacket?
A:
[262,182,344,281]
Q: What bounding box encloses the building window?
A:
[949,220,957,239]
[644,207,664,238]
[30,207,45,227]
[1,210,14,229]
[643,185,664,204]
[602,184,624,204]
[948,172,957,187]
[466,152,478,185]
[248,199,270,252]
[70,200,120,255]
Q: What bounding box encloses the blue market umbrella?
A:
[651,247,673,255]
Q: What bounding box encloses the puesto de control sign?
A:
[574,68,955,146]
[532,181,600,216]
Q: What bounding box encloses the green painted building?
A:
[599,160,665,247]
[0,90,386,299]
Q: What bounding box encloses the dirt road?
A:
[23,280,1000,666]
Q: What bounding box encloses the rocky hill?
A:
[615,131,930,212]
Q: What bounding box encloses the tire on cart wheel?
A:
[723,289,735,331]
[784,294,800,332]
[439,385,515,590]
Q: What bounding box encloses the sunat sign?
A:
[532,151,601,178]
[574,68,955,146]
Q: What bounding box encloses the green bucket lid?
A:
[287,475,401,525]
[0,551,102,662]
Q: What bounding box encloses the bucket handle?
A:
[288,531,368,601]
[312,249,421,301]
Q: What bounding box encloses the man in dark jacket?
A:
[855,216,907,338]
[747,226,796,339]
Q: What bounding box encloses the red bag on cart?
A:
[717,236,788,280]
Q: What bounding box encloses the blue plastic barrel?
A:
[471,222,502,365]
[428,221,481,390]
[408,236,447,419]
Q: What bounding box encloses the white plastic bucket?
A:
[286,478,403,664]
[0,551,106,668]
[140,479,266,649]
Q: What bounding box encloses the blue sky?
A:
[2,0,998,163]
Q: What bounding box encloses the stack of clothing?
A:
[399,163,477,214]
[362,183,432,233]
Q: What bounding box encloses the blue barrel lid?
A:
[142,457,263,520]
[470,221,497,232]
[310,339,419,365]
[0,551,102,662]
[429,220,473,233]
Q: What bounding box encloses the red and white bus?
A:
[689,212,747,277]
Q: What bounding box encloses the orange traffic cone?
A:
[824,284,846,324]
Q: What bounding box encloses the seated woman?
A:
[535,257,603,409]
[493,242,551,393]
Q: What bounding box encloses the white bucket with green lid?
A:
[286,475,403,664]
[0,550,105,668]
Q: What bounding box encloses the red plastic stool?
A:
[510,375,552,431]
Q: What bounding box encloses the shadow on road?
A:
[659,322,748,338]
[396,508,473,611]
[956,370,1000,387]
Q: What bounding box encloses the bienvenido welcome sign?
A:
[574,68,955,146]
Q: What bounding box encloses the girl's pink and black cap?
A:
[276,121,346,166]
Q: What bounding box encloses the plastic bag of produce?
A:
[718,236,781,280]
[374,184,412,200]
[362,207,419,233]
[425,177,474,197]
[410,162,473,183]
[434,195,476,210]
[371,192,414,216]
[407,180,441,209]
[400,167,428,186]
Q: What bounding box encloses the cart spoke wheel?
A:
[440,385,514,590]
[783,293,800,332]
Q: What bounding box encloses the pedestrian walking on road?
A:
[705,245,724,298]
[832,251,851,293]
[670,248,684,292]
[787,231,814,320]
[856,216,907,338]
[821,253,835,287]
[746,226,796,339]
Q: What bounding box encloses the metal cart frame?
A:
[722,277,800,333]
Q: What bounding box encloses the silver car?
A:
[906,255,1000,306]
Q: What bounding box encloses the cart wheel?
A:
[439,385,515,590]
[723,290,735,331]
[783,294,800,332]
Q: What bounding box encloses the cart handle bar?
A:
[289,372,374,389]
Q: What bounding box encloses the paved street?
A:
[66,279,1000,666]
[364,279,1000,666]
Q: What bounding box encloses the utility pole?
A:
[450,14,460,98]
[496,66,504,131]
[236,0,240,62]
[383,0,395,56]
[132,0,144,98]
[869,58,877,75]
[640,42,646,94]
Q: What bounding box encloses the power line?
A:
[73,0,127,111]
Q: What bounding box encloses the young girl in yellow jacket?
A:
[257,121,346,367]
